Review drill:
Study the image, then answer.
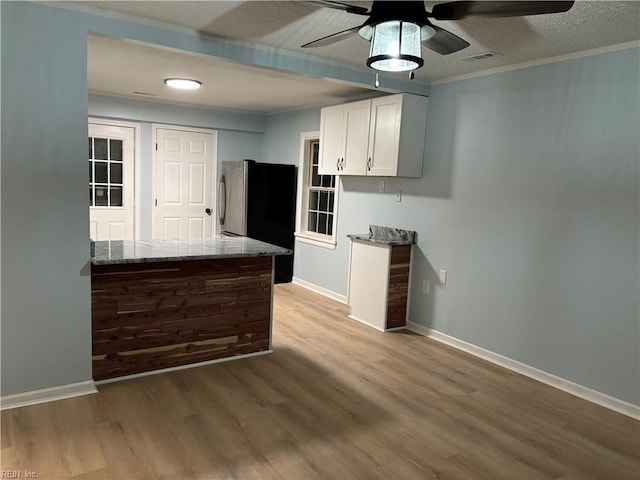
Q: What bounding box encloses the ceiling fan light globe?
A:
[367,21,423,72]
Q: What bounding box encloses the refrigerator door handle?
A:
[218,175,226,226]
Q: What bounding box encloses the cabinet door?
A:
[318,104,344,175]
[367,95,402,176]
[341,100,371,175]
[348,240,391,331]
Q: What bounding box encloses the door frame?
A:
[88,117,141,239]
[151,123,218,238]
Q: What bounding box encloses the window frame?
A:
[89,136,125,208]
[295,131,339,250]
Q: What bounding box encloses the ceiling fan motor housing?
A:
[358,1,433,40]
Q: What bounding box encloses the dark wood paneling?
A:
[92,256,273,380]
[386,245,411,329]
[390,245,411,265]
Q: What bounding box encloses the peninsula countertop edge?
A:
[90,238,292,265]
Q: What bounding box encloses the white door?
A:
[89,123,135,240]
[154,127,216,239]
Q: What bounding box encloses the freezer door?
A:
[220,161,248,235]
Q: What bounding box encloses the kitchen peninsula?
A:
[90,238,291,380]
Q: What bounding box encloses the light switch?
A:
[395,191,402,202]
[378,181,385,193]
[439,270,447,284]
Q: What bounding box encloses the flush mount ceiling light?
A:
[164,78,202,90]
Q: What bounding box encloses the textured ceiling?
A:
[52,1,640,112]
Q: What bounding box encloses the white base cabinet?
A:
[347,239,412,331]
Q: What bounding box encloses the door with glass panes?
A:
[88,123,135,240]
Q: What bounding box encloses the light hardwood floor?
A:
[2,283,639,479]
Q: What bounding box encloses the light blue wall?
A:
[89,94,265,133]
[266,48,640,405]
[89,95,264,239]
[416,48,640,405]
[1,2,93,394]
[262,109,320,165]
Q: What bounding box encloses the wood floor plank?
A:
[70,467,115,480]
[2,282,638,479]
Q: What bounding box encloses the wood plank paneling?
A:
[91,256,273,380]
[386,245,411,329]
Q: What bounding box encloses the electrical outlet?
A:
[395,190,402,202]
[439,270,447,284]
[422,280,430,294]
[378,181,385,193]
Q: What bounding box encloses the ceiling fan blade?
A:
[422,25,470,55]
[432,1,575,21]
[301,26,361,48]
[303,1,369,15]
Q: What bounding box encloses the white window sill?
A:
[295,232,337,250]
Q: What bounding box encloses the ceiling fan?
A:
[302,1,575,75]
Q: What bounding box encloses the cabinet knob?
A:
[367,157,372,171]
[336,158,340,171]
[341,158,345,170]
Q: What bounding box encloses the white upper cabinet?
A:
[319,99,371,175]
[318,93,427,178]
[367,95,402,177]
[342,101,371,175]
[318,104,344,175]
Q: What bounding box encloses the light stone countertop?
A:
[347,225,417,246]
[90,237,292,265]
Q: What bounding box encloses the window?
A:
[295,131,339,249]
[89,136,124,207]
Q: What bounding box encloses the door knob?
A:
[205,208,212,216]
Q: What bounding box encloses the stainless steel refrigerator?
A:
[219,159,297,283]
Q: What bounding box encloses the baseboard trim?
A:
[348,314,385,332]
[385,326,407,332]
[406,322,640,420]
[0,380,97,411]
[292,277,347,304]
[94,350,273,386]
